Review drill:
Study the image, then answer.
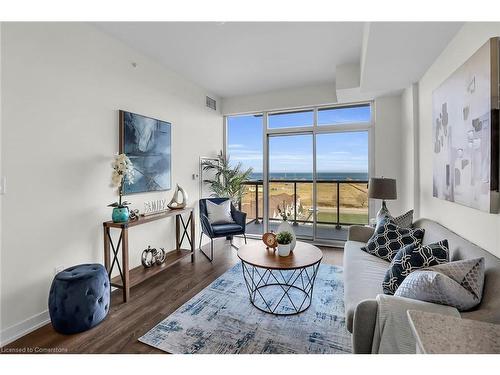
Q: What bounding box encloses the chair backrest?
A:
[199,197,230,217]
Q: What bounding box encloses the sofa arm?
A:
[352,299,378,354]
[352,295,461,354]
[348,225,374,242]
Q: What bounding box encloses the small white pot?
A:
[277,220,296,251]
[278,244,291,257]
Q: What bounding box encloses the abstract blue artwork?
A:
[119,110,171,194]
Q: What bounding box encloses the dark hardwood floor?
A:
[3,238,343,354]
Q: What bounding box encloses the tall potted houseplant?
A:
[202,151,253,205]
[108,153,135,223]
[277,200,297,251]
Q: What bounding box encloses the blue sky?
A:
[227,106,370,174]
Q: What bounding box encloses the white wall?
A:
[417,22,500,258]
[0,23,222,344]
[221,82,337,114]
[373,95,404,216]
[400,83,420,216]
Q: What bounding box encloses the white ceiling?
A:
[94,22,364,98]
[94,22,463,99]
[361,22,464,91]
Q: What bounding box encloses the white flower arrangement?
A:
[108,153,135,208]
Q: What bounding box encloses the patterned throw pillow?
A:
[378,209,414,228]
[361,218,425,262]
[382,240,449,294]
[392,210,414,228]
[395,258,485,311]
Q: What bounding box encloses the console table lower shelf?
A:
[103,207,195,303]
[110,248,192,290]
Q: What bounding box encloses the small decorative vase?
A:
[278,244,291,257]
[277,220,296,251]
[112,207,129,223]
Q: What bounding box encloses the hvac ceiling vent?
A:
[206,96,217,110]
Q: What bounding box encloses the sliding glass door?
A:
[268,134,313,239]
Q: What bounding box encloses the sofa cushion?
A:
[361,218,425,262]
[382,240,449,294]
[212,223,243,236]
[392,209,414,228]
[343,240,390,332]
[413,219,500,324]
[379,209,414,228]
[395,258,485,311]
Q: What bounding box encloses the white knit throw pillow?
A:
[206,200,234,225]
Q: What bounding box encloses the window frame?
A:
[316,103,372,127]
[223,100,375,243]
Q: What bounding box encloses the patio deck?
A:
[245,220,349,241]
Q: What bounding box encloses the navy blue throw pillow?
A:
[361,217,425,262]
[382,239,449,295]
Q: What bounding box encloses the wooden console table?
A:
[103,206,195,303]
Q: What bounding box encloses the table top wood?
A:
[103,206,194,228]
[237,241,323,270]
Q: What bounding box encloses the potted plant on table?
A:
[276,231,293,257]
[108,153,135,223]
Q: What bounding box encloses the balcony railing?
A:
[239,179,369,229]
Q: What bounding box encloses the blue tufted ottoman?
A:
[48,264,110,334]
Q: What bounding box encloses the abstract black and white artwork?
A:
[432,38,499,213]
[119,110,171,194]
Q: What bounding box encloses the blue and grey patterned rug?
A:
[139,263,351,354]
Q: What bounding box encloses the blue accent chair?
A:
[199,198,247,261]
[48,264,110,334]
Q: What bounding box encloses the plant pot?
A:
[277,220,296,251]
[112,207,129,223]
[277,244,291,257]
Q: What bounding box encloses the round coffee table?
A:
[237,241,323,316]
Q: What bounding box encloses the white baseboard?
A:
[0,310,50,347]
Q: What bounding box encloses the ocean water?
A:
[249,172,368,181]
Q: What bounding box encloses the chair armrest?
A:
[231,208,247,230]
[200,213,214,238]
[352,299,378,354]
[348,225,374,242]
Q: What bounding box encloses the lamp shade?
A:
[368,177,397,200]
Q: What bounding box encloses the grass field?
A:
[241,181,369,225]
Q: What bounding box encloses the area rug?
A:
[139,263,351,354]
